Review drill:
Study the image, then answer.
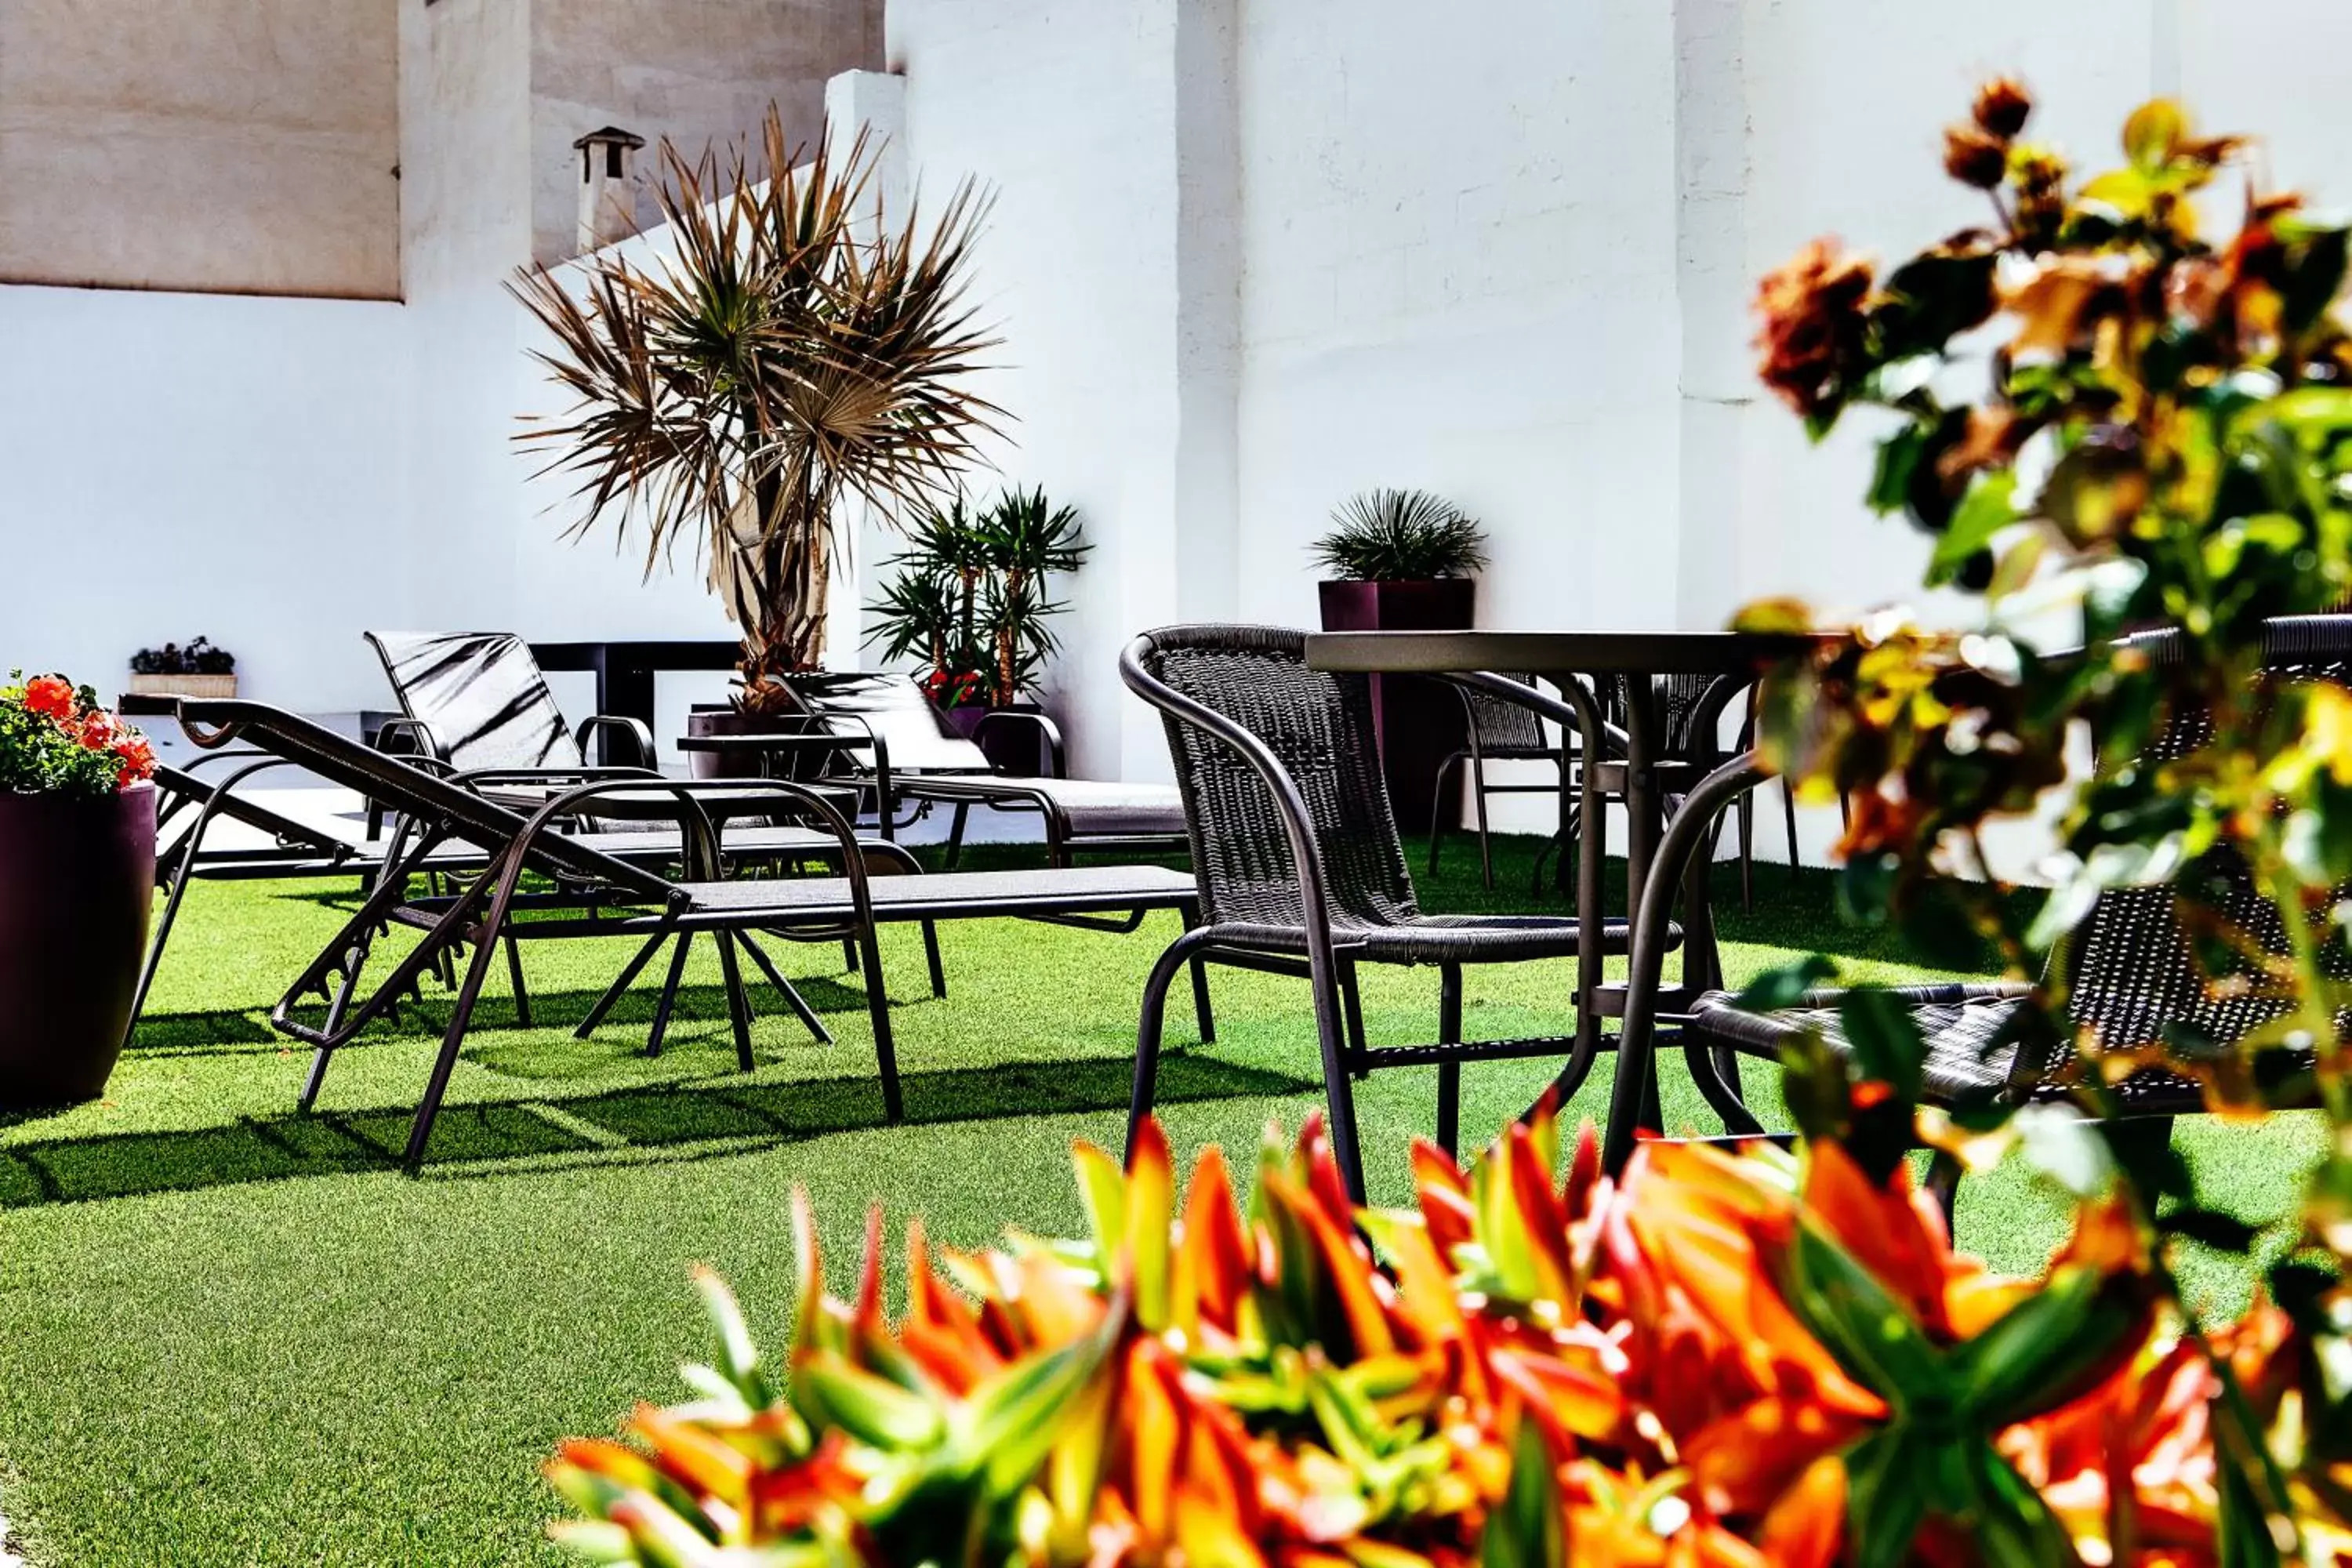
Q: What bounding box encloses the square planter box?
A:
[1317,579,1474,831]
[125,673,237,700]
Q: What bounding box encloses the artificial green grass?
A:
[0,834,2324,1565]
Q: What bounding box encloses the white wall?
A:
[0,284,410,709]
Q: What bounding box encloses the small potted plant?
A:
[1310,489,1489,822]
[127,636,237,699]
[865,487,1090,771]
[0,673,158,1106]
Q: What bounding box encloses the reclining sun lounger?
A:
[777,672,1190,864]
[129,696,1204,1173]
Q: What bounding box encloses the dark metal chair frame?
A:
[1427,673,1576,892]
[1120,625,1661,1200]
[131,696,1203,1174]
[1599,615,2352,1200]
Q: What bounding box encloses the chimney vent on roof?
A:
[573,126,646,252]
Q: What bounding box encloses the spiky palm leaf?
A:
[1310,488,1489,581]
[512,107,1004,702]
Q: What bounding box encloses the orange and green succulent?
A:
[546,1091,2249,1567]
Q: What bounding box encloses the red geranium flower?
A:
[111,734,156,784]
[22,675,74,721]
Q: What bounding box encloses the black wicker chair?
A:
[1122,625,1659,1198]
[1428,673,1577,892]
[1601,615,2352,1193]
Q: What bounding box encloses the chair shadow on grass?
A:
[0,1050,1303,1211]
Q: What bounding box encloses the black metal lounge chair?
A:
[1599,615,2352,1192]
[365,630,656,771]
[1120,625,1666,1200]
[129,696,1202,1173]
[776,672,1189,865]
[131,735,906,1051]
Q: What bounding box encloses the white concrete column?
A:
[824,68,912,670]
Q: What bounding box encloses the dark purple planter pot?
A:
[0,784,155,1108]
[1317,579,1477,830]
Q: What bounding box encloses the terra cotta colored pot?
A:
[0,782,155,1107]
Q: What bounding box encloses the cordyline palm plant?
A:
[550,1099,2225,1565]
[513,108,1002,712]
[864,488,1088,709]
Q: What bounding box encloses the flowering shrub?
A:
[1737,78,2352,1558]
[550,1105,2246,1566]
[922,666,992,711]
[0,673,156,797]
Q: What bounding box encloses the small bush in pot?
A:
[1308,487,1489,582]
[128,636,238,698]
[0,674,158,1105]
[865,487,1090,713]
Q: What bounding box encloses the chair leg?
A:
[504,935,532,1028]
[1436,964,1462,1156]
[1127,930,1212,1161]
[575,929,670,1039]
[922,921,947,999]
[401,903,510,1174]
[714,931,757,1072]
[1924,1150,1962,1236]
[843,938,860,975]
[1426,754,1462,877]
[647,931,695,1058]
[855,921,903,1122]
[945,802,971,869]
[1737,789,1755,913]
[125,835,205,1051]
[1468,760,1497,891]
[1308,960,1370,1203]
[736,931,835,1046]
[1782,779,1801,881]
[1339,960,1371,1080]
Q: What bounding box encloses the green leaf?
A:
[1070,1141,1126,1272]
[794,1353,946,1450]
[1951,1262,2140,1425]
[692,1269,774,1409]
[1781,1221,1955,1410]
[1838,988,1926,1102]
[1736,954,1837,1011]
[1867,425,1933,516]
[1929,471,2019,585]
[1959,1439,2082,1568]
[967,1316,1116,1494]
[1482,1415,1565,1568]
[1842,1430,1933,1568]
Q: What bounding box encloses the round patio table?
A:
[1303,628,1817,1132]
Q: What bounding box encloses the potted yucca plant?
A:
[1310,488,1489,822]
[0,673,158,1105]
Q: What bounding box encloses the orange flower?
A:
[22,675,72,721]
[1753,239,1875,422]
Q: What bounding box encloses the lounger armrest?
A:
[372,717,449,763]
[972,709,1067,778]
[575,713,658,771]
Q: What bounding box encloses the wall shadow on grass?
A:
[0,1051,1301,1210]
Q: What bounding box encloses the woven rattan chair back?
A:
[1133,626,1418,933]
[779,673,992,774]
[365,631,579,771]
[2057,648,2352,1087]
[1463,674,1551,754]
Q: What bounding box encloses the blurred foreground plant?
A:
[1743,78,2352,1556]
[550,1106,2238,1566]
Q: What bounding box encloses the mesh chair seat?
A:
[1686,985,2308,1116]
[902,775,1185,835]
[1206,910,1653,967]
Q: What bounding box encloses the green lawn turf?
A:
[0,833,2323,1565]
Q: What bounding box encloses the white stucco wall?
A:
[0,285,410,707]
